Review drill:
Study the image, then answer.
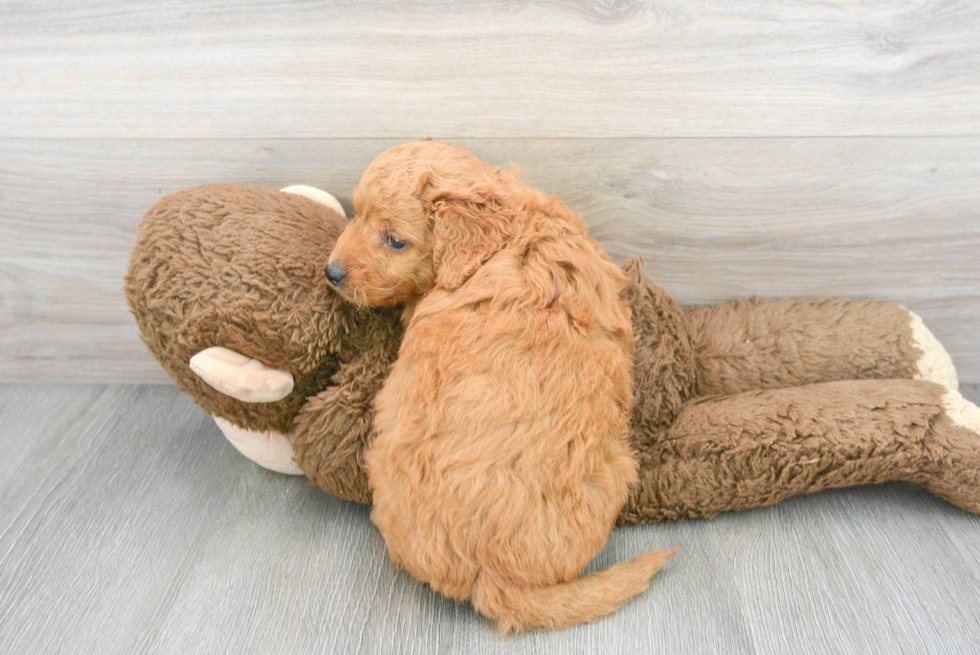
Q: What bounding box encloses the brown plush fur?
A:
[326,141,675,632]
[127,182,980,524]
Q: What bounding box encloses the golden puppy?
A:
[327,141,675,633]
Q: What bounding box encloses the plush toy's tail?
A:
[472,547,677,634]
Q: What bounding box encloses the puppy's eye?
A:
[386,234,409,251]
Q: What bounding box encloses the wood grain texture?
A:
[0,385,254,654]
[0,384,978,654]
[3,1,980,138]
[2,137,977,383]
[721,486,980,654]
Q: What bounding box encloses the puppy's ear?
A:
[410,170,433,198]
[429,182,512,291]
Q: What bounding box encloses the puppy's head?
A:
[326,141,516,307]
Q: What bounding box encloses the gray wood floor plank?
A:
[140,447,753,654]
[720,486,980,655]
[2,384,980,653]
[0,385,251,655]
[2,137,978,383]
[3,1,980,138]
[0,384,107,483]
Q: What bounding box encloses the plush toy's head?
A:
[125,183,399,435]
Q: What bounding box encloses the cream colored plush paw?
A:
[942,388,980,435]
[189,346,294,403]
[213,417,304,475]
[907,310,959,390]
[280,185,347,218]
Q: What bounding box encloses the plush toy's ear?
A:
[422,173,514,291]
[279,185,347,218]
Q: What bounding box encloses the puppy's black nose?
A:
[325,262,346,287]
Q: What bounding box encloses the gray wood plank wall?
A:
[1,1,978,383]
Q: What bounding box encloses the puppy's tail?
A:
[472,546,677,634]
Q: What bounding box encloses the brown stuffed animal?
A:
[125,183,980,524]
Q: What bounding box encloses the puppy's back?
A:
[369,221,674,632]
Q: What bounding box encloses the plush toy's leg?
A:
[619,379,980,525]
[684,298,957,396]
[212,417,304,475]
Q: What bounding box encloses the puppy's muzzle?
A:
[325,262,347,287]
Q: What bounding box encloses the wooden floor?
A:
[1,383,979,654]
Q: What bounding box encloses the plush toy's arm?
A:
[289,345,394,504]
[619,378,980,525]
[186,345,303,474]
[683,298,957,397]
